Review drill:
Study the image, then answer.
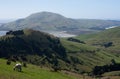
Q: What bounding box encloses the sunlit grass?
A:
[0,59,77,79]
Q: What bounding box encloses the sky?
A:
[0,0,120,20]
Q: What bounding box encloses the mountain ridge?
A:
[1,12,120,35]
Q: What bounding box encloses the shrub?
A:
[6,60,11,65]
[23,62,27,67]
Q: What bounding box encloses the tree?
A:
[104,42,113,48]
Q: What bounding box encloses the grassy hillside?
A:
[76,27,120,42]
[1,58,120,79]
[60,38,120,73]
[60,27,120,76]
[76,27,120,54]
[61,26,120,73]
[0,59,78,79]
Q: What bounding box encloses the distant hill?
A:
[90,27,120,54]
[1,12,120,35]
[0,12,80,31]
[76,27,120,53]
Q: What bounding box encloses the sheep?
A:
[13,63,22,72]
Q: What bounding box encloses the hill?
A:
[60,38,120,73]
[63,27,120,75]
[0,29,68,70]
[1,12,120,35]
[76,26,120,54]
[0,12,80,31]
[60,27,120,74]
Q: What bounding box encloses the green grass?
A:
[75,33,98,41]
[60,38,120,72]
[60,27,120,77]
[0,59,78,79]
[60,39,96,53]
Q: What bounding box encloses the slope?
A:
[60,38,120,73]
[0,59,77,79]
[0,29,68,70]
[76,26,120,54]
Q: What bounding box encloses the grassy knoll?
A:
[0,59,78,79]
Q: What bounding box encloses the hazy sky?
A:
[0,0,120,19]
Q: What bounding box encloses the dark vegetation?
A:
[103,42,113,48]
[67,37,85,44]
[6,59,11,65]
[6,30,24,35]
[92,59,120,76]
[92,41,113,48]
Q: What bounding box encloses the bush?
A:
[52,66,60,72]
[23,62,27,67]
[103,42,113,48]
[6,60,11,65]
[67,37,85,44]
[92,62,120,76]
